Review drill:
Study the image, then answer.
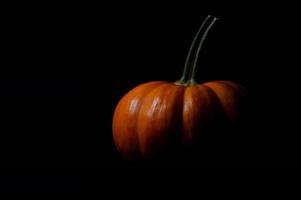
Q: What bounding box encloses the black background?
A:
[0,0,300,190]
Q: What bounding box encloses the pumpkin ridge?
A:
[112,81,165,160]
[136,83,172,158]
[182,86,197,144]
[203,82,242,123]
[197,85,217,112]
[201,84,227,118]
[216,80,248,97]
[194,85,216,134]
[132,82,168,159]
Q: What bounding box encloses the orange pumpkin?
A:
[112,15,247,160]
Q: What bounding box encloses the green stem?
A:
[187,17,218,84]
[178,15,212,84]
[176,15,219,85]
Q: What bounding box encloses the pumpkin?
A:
[112,15,246,160]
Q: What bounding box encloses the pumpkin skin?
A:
[113,15,247,160]
[112,80,246,160]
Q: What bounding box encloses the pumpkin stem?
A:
[187,16,219,84]
[177,15,212,84]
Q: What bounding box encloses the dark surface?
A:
[0,174,81,192]
[0,1,299,177]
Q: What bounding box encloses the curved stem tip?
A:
[177,15,219,85]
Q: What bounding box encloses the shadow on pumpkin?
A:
[115,90,251,168]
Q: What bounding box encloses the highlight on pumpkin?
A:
[112,15,246,160]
